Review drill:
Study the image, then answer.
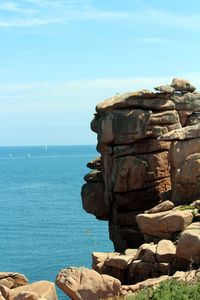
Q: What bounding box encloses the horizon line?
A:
[0,144,96,147]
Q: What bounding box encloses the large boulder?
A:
[8,281,57,300]
[55,267,121,300]
[176,222,200,264]
[96,91,175,113]
[136,210,193,240]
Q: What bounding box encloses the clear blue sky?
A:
[1,0,200,145]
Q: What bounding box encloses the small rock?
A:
[156,240,176,263]
[146,201,174,214]
[194,200,200,209]
[105,253,135,270]
[170,78,196,92]
[87,157,101,170]
[124,249,137,256]
[154,85,175,93]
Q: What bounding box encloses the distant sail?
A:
[45,145,48,151]
[28,153,31,158]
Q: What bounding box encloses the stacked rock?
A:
[81,78,200,252]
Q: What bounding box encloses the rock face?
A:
[82,77,200,252]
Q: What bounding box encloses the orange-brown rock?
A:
[81,182,110,220]
[156,240,176,263]
[55,267,121,300]
[96,91,175,113]
[114,177,171,211]
[170,78,196,92]
[145,200,174,214]
[136,210,193,240]
[8,281,57,300]
[0,273,28,289]
[159,124,200,140]
[113,140,171,157]
[176,222,200,264]
[82,78,200,251]
[112,152,170,193]
[171,153,200,204]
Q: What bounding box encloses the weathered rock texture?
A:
[55,267,121,300]
[81,78,200,252]
[0,276,58,300]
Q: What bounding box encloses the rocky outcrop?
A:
[56,78,200,300]
[82,77,200,252]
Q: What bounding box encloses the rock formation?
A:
[81,77,200,252]
[56,77,200,299]
[0,274,58,300]
[6,78,199,300]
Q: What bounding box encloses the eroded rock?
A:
[55,267,121,300]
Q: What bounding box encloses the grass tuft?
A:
[126,279,200,300]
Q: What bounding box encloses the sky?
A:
[1,0,200,145]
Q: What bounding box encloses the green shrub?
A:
[127,280,200,300]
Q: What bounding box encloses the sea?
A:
[0,145,113,299]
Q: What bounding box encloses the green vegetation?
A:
[175,205,196,210]
[126,280,200,300]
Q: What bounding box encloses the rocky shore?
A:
[1,78,200,300]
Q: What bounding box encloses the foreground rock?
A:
[0,280,57,300]
[56,267,121,300]
[0,273,28,289]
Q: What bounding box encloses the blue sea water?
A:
[0,145,113,299]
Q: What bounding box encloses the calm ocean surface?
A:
[0,145,113,299]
